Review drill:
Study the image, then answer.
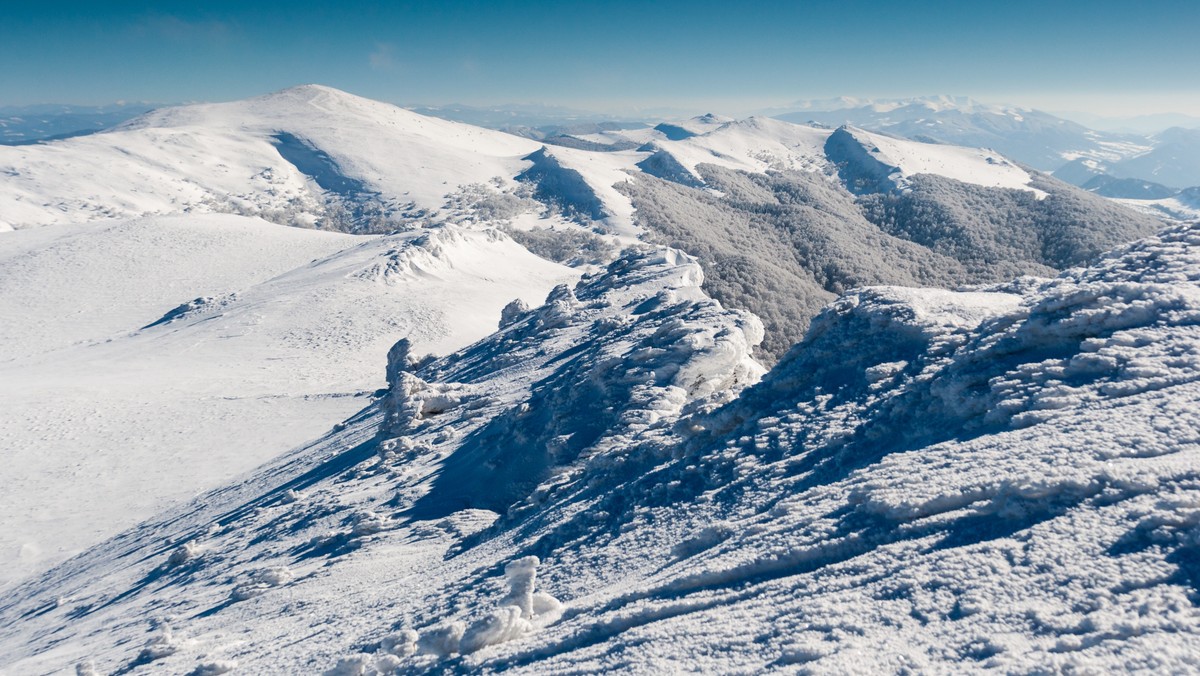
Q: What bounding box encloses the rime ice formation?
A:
[2,222,1200,673]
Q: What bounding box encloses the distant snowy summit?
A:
[770,94,1200,197]
[780,94,1018,116]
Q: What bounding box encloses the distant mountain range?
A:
[6,93,1199,203]
[768,96,1200,207]
[0,102,162,145]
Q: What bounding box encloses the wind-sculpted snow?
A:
[4,224,1199,673]
[0,218,575,586]
[0,245,766,673]
[388,247,765,521]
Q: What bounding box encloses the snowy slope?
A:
[844,126,1044,195]
[0,86,1054,237]
[0,85,544,231]
[0,215,576,587]
[1116,187,1200,223]
[3,223,1199,673]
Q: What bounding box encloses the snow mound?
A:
[390,246,766,519]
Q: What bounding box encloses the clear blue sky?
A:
[2,0,1198,116]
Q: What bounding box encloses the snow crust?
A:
[2,223,1199,673]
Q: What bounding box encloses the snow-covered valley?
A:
[1,85,1197,674]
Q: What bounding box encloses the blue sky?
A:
[2,0,1198,116]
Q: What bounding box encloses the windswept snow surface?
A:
[3,224,1200,673]
[0,215,575,586]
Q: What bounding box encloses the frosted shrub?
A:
[454,555,564,655]
[500,556,539,617]
[417,621,465,657]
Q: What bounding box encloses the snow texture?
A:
[0,215,575,585]
[2,222,1199,673]
[0,85,1191,674]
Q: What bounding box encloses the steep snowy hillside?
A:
[3,223,1198,674]
[0,215,576,587]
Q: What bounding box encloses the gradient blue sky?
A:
[2,0,1198,116]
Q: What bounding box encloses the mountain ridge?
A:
[3,221,1198,673]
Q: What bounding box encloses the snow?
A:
[0,85,543,230]
[846,126,1046,196]
[528,145,643,236]
[0,85,1188,673]
[0,214,575,586]
[2,222,1199,673]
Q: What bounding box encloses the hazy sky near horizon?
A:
[2,0,1198,117]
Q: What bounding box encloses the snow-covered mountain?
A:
[0,86,1178,670]
[3,219,1198,673]
[0,214,577,586]
[772,95,1158,174]
[0,86,1163,577]
[770,95,1200,209]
